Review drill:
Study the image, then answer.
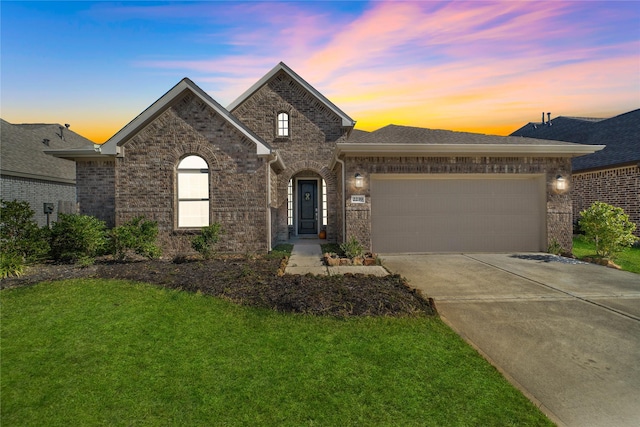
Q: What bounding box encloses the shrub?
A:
[110,216,161,260]
[50,214,107,264]
[191,223,223,260]
[579,201,638,259]
[547,239,562,256]
[0,252,24,278]
[0,199,50,262]
[340,236,365,259]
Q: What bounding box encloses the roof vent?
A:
[42,138,50,146]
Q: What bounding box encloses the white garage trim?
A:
[371,174,546,253]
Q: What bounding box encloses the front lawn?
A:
[1,279,553,426]
[573,236,640,274]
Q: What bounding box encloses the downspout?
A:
[266,153,279,251]
[335,157,346,243]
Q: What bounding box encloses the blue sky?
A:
[2,1,639,142]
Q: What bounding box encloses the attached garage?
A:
[333,124,605,254]
[371,174,546,253]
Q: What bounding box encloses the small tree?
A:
[0,199,49,263]
[50,213,107,264]
[579,201,638,259]
[110,216,161,260]
[191,223,223,260]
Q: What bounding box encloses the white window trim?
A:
[277,112,289,137]
[177,155,210,228]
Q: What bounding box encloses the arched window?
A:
[177,155,209,227]
[277,112,289,137]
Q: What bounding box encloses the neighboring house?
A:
[1,119,95,226]
[48,62,601,254]
[511,110,639,236]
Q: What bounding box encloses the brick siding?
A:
[231,70,349,245]
[573,165,640,236]
[76,159,116,227]
[1,175,76,227]
[340,156,574,252]
[114,93,268,255]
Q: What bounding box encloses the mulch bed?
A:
[1,256,436,317]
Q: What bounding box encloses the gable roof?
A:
[228,62,356,128]
[97,78,271,156]
[336,124,603,157]
[510,109,640,171]
[1,119,95,183]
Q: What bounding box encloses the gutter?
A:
[335,143,606,157]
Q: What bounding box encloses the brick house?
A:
[1,119,95,226]
[511,110,639,237]
[49,63,602,254]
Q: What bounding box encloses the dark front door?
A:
[298,180,318,234]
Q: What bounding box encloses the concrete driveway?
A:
[382,253,640,427]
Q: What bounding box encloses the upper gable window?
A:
[177,155,209,228]
[277,112,289,137]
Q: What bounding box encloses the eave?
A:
[44,147,111,161]
[335,143,606,157]
[330,143,605,169]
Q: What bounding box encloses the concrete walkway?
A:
[284,239,388,276]
[382,253,640,427]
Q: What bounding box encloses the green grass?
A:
[1,279,553,426]
[321,243,343,255]
[573,236,640,274]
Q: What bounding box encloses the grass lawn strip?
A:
[573,236,640,274]
[2,279,553,426]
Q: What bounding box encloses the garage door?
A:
[371,175,546,253]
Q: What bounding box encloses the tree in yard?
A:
[579,201,638,259]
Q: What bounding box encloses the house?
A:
[511,110,639,236]
[47,62,602,254]
[1,119,95,226]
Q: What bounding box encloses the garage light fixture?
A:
[355,173,364,188]
[555,175,567,192]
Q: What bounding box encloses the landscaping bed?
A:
[0,255,435,317]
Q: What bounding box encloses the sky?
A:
[1,0,639,143]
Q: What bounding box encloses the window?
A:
[322,179,327,227]
[277,112,289,137]
[177,155,209,227]
[287,179,294,226]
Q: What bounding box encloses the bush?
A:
[0,252,24,278]
[110,216,161,261]
[50,214,107,264]
[0,199,50,262]
[340,236,365,259]
[579,201,638,259]
[191,223,223,260]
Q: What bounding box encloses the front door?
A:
[298,180,318,234]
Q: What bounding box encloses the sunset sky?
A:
[1,1,639,143]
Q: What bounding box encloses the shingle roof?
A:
[353,124,586,146]
[1,119,95,183]
[510,109,640,171]
[335,124,602,159]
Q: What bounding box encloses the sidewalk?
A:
[284,239,388,276]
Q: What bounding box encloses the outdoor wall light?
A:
[555,175,567,192]
[355,173,364,188]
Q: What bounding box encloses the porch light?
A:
[355,173,364,188]
[555,175,567,192]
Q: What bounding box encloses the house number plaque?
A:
[351,195,365,203]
